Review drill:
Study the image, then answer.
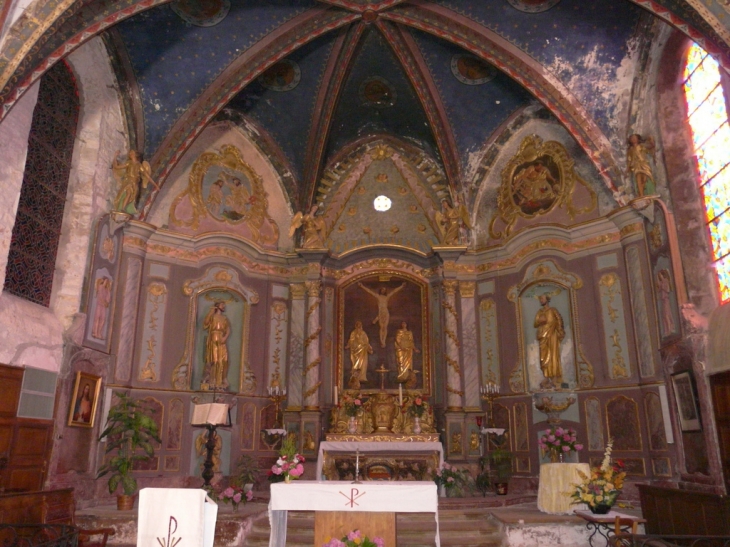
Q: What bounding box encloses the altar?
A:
[317,439,443,481]
[268,480,440,547]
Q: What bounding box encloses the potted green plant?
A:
[487,448,513,495]
[232,454,260,492]
[97,392,161,510]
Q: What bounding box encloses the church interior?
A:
[1,0,730,544]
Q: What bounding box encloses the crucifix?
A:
[375,363,390,391]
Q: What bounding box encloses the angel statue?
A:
[111,149,158,215]
[627,134,656,197]
[435,198,471,245]
[289,204,327,248]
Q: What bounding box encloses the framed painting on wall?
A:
[671,370,702,432]
[67,372,102,428]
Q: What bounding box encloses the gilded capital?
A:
[459,281,475,298]
[290,283,306,299]
[306,280,322,297]
[443,280,458,296]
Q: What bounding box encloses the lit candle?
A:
[399,384,403,407]
[355,448,360,480]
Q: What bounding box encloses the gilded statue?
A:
[470,431,480,452]
[289,204,327,248]
[202,302,231,390]
[450,432,462,454]
[435,198,471,245]
[395,321,420,384]
[534,294,565,387]
[345,320,373,385]
[195,429,222,473]
[359,282,405,348]
[627,134,656,197]
[111,149,158,215]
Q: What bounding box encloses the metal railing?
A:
[0,525,78,547]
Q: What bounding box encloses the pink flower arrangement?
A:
[538,426,583,458]
[218,485,253,509]
[322,529,385,547]
[407,396,426,418]
[342,394,363,418]
[270,453,305,479]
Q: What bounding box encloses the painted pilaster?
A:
[460,282,480,410]
[303,280,322,410]
[443,280,463,410]
[287,283,306,410]
[114,256,142,382]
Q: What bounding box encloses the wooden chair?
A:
[614,516,640,535]
[611,516,640,547]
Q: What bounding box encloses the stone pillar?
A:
[303,280,322,410]
[459,281,480,411]
[443,280,463,410]
[287,283,306,410]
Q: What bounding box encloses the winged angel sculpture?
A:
[435,198,471,245]
[111,149,158,215]
[289,204,327,248]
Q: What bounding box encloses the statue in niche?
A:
[289,204,327,248]
[111,149,158,214]
[627,134,656,197]
[395,321,420,385]
[346,320,373,386]
[534,293,565,388]
[436,198,471,245]
[91,276,112,339]
[202,302,231,390]
[359,282,405,348]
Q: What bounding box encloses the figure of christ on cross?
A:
[358,282,405,348]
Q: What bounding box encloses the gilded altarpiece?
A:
[336,272,430,395]
[479,298,500,385]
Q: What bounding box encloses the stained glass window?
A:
[3,61,79,306]
[683,43,730,302]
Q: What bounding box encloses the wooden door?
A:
[710,370,730,493]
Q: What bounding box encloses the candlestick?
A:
[334,385,338,406]
[353,448,361,484]
[398,384,403,406]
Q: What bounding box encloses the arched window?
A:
[3,61,79,306]
[683,43,730,303]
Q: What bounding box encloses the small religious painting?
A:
[67,372,101,428]
[193,290,247,392]
[170,0,230,27]
[671,371,702,431]
[359,76,397,108]
[337,273,430,395]
[507,0,561,13]
[259,60,301,92]
[86,269,114,343]
[654,258,680,340]
[450,54,497,85]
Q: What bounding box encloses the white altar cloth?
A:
[268,480,440,547]
[316,441,444,480]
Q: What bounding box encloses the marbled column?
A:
[287,284,306,409]
[303,281,322,410]
[115,256,142,382]
[460,282,480,410]
[443,281,463,410]
[626,246,656,377]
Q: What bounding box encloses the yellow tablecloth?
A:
[537,462,590,515]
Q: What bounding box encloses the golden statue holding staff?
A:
[435,198,471,245]
[203,302,231,390]
[346,320,373,383]
[359,282,405,348]
[534,294,565,387]
[627,134,656,197]
[111,149,158,214]
[395,321,420,384]
[289,204,327,248]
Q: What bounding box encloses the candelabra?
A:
[268,384,287,428]
[480,380,500,427]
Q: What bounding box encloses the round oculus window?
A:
[373,195,392,212]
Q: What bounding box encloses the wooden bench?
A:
[637,484,730,536]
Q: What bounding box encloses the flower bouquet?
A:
[217,485,253,510]
[431,462,471,497]
[571,439,626,514]
[407,396,426,418]
[322,529,384,547]
[341,394,363,418]
[270,435,305,483]
[538,426,583,463]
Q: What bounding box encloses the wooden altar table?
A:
[537,462,590,515]
[316,441,444,481]
[268,480,440,547]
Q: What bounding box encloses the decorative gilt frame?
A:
[671,370,702,432]
[67,372,102,428]
[336,270,431,397]
[489,135,596,239]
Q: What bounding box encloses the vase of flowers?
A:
[432,462,471,498]
[270,435,305,483]
[538,426,583,463]
[571,439,625,513]
[408,396,425,434]
[217,485,253,510]
[322,529,384,547]
[342,394,362,433]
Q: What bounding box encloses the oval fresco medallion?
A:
[170,0,230,27]
[507,0,561,13]
[359,76,397,108]
[451,54,497,85]
[260,60,301,92]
